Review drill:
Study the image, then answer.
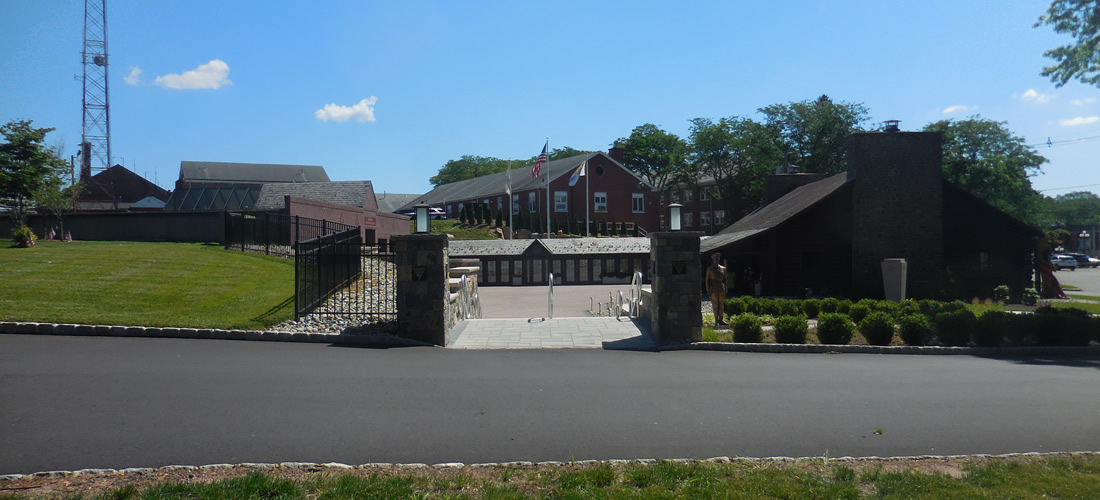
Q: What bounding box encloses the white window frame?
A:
[631,193,644,213]
[683,189,693,202]
[528,192,537,213]
[700,189,710,201]
[594,192,608,213]
[512,194,520,215]
[715,209,726,225]
[700,211,712,227]
[554,191,568,212]
[659,214,666,231]
[683,212,694,228]
[670,190,680,203]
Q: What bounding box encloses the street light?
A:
[414,203,430,234]
[668,203,682,231]
[1080,230,1091,251]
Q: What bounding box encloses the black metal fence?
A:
[294,228,396,322]
[225,212,358,259]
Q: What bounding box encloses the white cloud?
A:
[153,59,232,90]
[124,66,142,85]
[1072,97,1097,106]
[942,104,976,114]
[1060,116,1099,127]
[1014,88,1052,103]
[314,97,378,122]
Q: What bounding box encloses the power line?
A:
[1027,135,1100,148]
[1038,182,1100,193]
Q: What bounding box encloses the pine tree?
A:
[459,205,468,225]
[495,206,504,227]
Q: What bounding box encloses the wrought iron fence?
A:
[224,212,358,259]
[294,228,396,323]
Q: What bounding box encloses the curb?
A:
[663,341,1100,356]
[2,452,1098,481]
[0,321,431,348]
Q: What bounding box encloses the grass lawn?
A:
[0,239,294,330]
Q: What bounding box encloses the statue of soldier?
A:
[705,253,728,325]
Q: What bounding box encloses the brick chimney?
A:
[608,142,625,163]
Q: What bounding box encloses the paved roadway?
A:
[1052,265,1100,296]
[2,335,1098,475]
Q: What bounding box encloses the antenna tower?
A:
[81,0,115,207]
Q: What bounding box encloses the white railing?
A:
[629,271,643,318]
[547,273,554,319]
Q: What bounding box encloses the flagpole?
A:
[507,159,513,240]
[586,157,590,237]
[545,138,550,239]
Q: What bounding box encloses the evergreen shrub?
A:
[731,313,764,343]
[801,298,821,318]
[859,312,896,346]
[816,313,855,345]
[934,309,977,346]
[774,315,808,344]
[897,314,931,346]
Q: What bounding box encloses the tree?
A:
[923,117,1047,225]
[430,147,592,187]
[687,116,782,219]
[758,95,870,175]
[616,124,687,199]
[1050,191,1100,226]
[0,120,70,227]
[1035,0,1100,87]
[34,179,83,239]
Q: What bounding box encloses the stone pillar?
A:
[394,234,450,346]
[648,232,704,344]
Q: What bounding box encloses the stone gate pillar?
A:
[648,231,704,344]
[394,234,450,346]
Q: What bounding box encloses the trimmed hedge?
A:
[816,313,855,345]
[731,313,764,343]
[859,312,896,346]
[774,315,809,344]
[934,309,977,347]
[897,314,931,346]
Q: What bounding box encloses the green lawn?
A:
[0,240,294,329]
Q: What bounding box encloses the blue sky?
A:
[3,1,1099,197]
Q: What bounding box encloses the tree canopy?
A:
[0,120,69,226]
[923,117,1047,225]
[615,123,687,197]
[429,146,592,187]
[758,95,870,175]
[687,116,781,219]
[1035,0,1100,87]
[1049,191,1100,227]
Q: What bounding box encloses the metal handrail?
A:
[459,274,481,319]
[616,290,625,318]
[629,270,643,318]
[548,273,554,319]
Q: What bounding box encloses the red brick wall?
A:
[286,196,409,244]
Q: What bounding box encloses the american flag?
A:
[532,141,547,179]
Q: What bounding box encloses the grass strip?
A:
[0,240,294,330]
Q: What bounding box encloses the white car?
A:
[1051,254,1077,271]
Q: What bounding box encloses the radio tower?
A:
[80,0,115,208]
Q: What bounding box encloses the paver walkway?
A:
[448,317,654,349]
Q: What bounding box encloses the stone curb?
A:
[0,321,432,348]
[662,341,1100,356]
[2,452,1097,481]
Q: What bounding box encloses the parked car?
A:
[1064,252,1099,268]
[1051,254,1078,271]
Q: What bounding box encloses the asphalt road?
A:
[2,335,1099,475]
[1052,265,1100,296]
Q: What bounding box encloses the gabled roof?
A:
[701,172,850,253]
[179,161,330,183]
[79,164,171,203]
[448,237,651,257]
[401,152,651,209]
[374,193,420,213]
[254,181,375,210]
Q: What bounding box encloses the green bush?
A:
[778,299,803,317]
[847,303,871,324]
[859,312,896,346]
[897,314,931,346]
[816,313,855,345]
[819,297,839,314]
[1021,288,1039,306]
[801,298,821,319]
[974,311,1011,347]
[933,309,977,346]
[895,300,921,318]
[837,299,853,315]
[742,296,763,315]
[725,297,746,317]
[918,299,942,317]
[12,225,37,248]
[760,299,782,316]
[731,313,764,343]
[774,315,808,344]
[941,300,968,314]
[1037,307,1095,346]
[993,285,1011,303]
[871,300,899,316]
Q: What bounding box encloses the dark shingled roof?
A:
[254,181,374,210]
[700,172,849,253]
[374,193,420,213]
[399,152,651,210]
[179,161,330,184]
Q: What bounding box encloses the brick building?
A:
[75,164,171,211]
[700,129,1040,299]
[404,150,660,235]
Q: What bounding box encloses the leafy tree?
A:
[1050,191,1100,226]
[758,95,870,175]
[429,155,511,187]
[923,117,1047,225]
[1035,0,1100,87]
[687,116,782,219]
[0,120,70,226]
[34,179,83,239]
[616,123,688,199]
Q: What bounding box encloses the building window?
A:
[497,197,502,210]
[594,192,608,212]
[715,209,726,225]
[683,189,693,202]
[632,193,644,213]
[512,194,519,215]
[659,215,666,230]
[700,189,710,201]
[683,212,694,227]
[529,192,537,213]
[700,211,712,227]
[554,191,568,212]
[659,194,665,205]
[670,190,680,203]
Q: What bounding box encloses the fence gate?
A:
[294,229,396,326]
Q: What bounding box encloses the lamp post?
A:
[1080,230,1091,252]
[414,203,430,234]
[668,203,682,232]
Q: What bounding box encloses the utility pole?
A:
[81,0,116,208]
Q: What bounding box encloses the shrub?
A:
[731,313,764,343]
[778,299,803,317]
[760,299,782,316]
[974,311,1011,347]
[759,314,776,326]
[1003,313,1037,346]
[725,297,746,317]
[801,299,821,319]
[816,313,855,345]
[941,300,968,313]
[742,296,763,315]
[897,314,931,346]
[859,312,896,346]
[774,315,808,344]
[1021,288,1039,306]
[819,297,839,314]
[871,300,899,315]
[1038,307,1095,346]
[917,299,942,317]
[933,309,977,346]
[992,285,1011,303]
[837,299,853,315]
[847,303,871,324]
[895,300,921,318]
[12,225,36,248]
